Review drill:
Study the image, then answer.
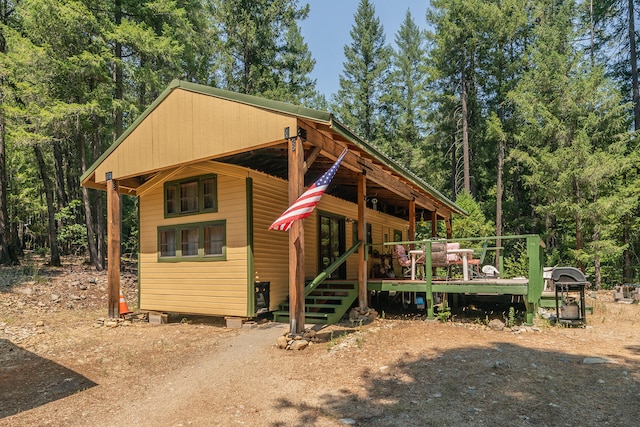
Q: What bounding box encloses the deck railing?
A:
[374,235,545,324]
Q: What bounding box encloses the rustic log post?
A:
[358,172,367,309]
[431,210,438,238]
[408,200,416,247]
[288,137,305,334]
[106,173,121,318]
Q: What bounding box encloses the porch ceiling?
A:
[216,143,435,221]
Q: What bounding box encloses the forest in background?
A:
[0,0,638,288]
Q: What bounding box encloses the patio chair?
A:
[394,244,424,278]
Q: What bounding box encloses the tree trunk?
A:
[53,140,68,208]
[496,132,504,268]
[80,132,102,270]
[97,192,105,264]
[593,227,602,290]
[0,96,18,265]
[0,4,18,266]
[92,132,106,267]
[623,217,631,281]
[113,0,124,140]
[629,0,640,130]
[575,215,584,271]
[461,66,470,193]
[33,143,61,266]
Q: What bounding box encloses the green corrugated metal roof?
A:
[81,79,464,216]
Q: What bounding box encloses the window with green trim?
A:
[158,220,226,261]
[165,175,218,217]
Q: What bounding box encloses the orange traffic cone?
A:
[119,290,132,316]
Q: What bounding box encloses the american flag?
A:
[269,149,348,231]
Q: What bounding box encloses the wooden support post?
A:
[408,200,416,248]
[358,173,367,309]
[431,210,438,238]
[288,137,305,334]
[445,217,452,239]
[106,174,121,318]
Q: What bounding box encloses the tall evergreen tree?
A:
[587,0,640,129]
[426,0,493,197]
[332,0,391,143]
[510,0,632,286]
[382,9,428,170]
[0,0,20,265]
[211,0,315,101]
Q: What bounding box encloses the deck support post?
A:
[288,136,305,334]
[106,174,121,318]
[357,172,367,309]
[408,200,415,248]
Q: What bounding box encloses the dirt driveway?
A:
[1,259,640,426]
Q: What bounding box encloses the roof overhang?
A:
[81,80,465,220]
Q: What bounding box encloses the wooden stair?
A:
[272,281,358,324]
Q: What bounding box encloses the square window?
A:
[164,174,217,217]
[159,229,176,257]
[181,228,199,256]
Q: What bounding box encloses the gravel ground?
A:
[1,257,640,426]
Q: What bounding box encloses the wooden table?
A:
[446,248,474,281]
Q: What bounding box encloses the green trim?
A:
[137,200,141,310]
[157,220,227,262]
[164,174,218,218]
[174,80,332,123]
[246,177,254,317]
[317,211,347,279]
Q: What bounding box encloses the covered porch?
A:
[274,234,545,325]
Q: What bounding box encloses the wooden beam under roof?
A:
[298,121,437,212]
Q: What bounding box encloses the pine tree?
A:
[332,0,391,143]
[382,9,428,170]
[510,0,632,286]
[211,0,315,101]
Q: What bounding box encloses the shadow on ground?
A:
[273,341,640,427]
[0,339,97,419]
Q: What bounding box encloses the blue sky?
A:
[300,0,431,99]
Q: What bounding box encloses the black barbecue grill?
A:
[552,267,588,325]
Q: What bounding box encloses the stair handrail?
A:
[304,240,362,295]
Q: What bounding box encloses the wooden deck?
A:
[366,276,540,324]
[368,277,528,293]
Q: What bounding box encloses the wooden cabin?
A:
[81,80,464,328]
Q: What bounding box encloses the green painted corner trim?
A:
[246,177,255,317]
[137,199,141,310]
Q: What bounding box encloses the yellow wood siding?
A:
[95,89,297,183]
[252,172,410,310]
[139,164,249,316]
[252,175,290,311]
[138,160,410,316]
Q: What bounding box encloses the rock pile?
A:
[348,306,378,325]
[276,328,321,351]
